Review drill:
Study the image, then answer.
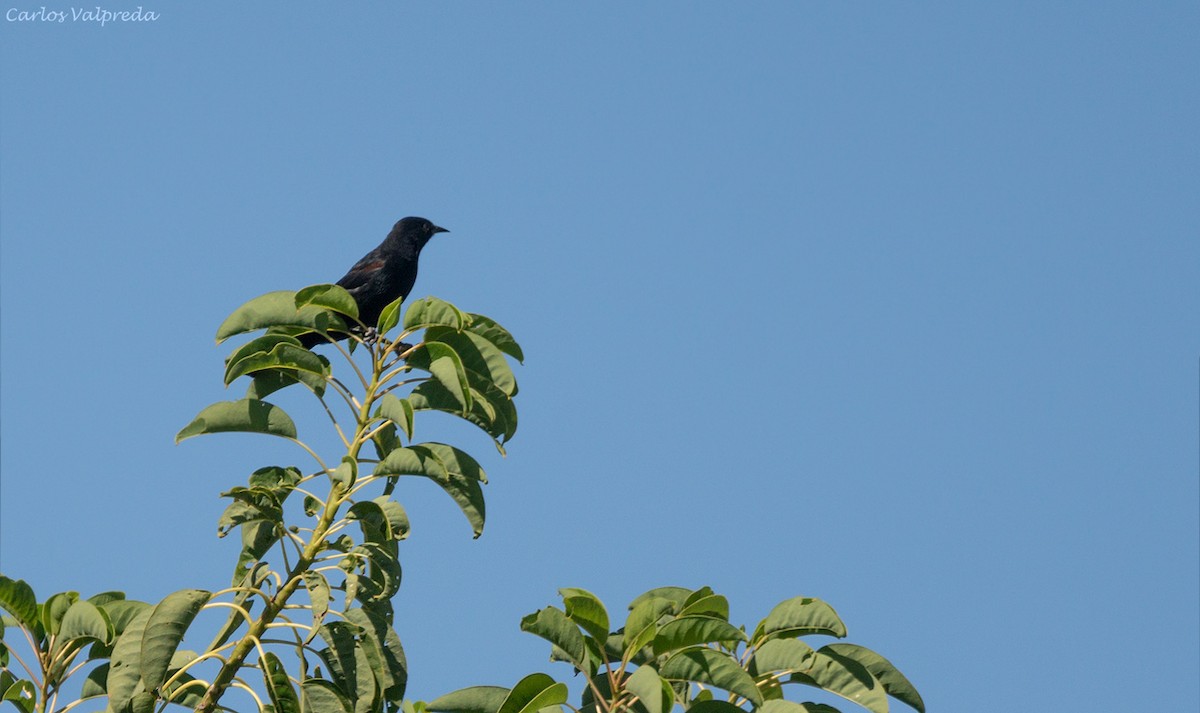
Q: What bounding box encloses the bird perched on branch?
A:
[299,216,448,348]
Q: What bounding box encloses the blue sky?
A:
[2,2,1197,710]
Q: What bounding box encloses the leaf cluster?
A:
[428,587,924,713]
[1,285,924,713]
[0,287,524,713]
[172,288,523,712]
[0,576,212,713]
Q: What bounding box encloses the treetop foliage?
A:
[0,286,921,713]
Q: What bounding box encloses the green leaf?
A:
[685,702,746,713]
[176,399,298,442]
[226,332,301,359]
[42,591,79,636]
[377,295,406,335]
[821,644,924,713]
[315,621,360,700]
[140,589,211,692]
[758,702,841,713]
[414,443,487,482]
[224,333,302,376]
[496,673,567,713]
[59,600,113,646]
[216,290,348,343]
[652,615,746,656]
[410,342,472,410]
[48,600,93,687]
[1,678,35,713]
[756,597,847,641]
[788,651,886,713]
[749,638,816,676]
[232,519,282,585]
[87,591,127,607]
[263,651,301,713]
[374,497,411,540]
[660,647,763,706]
[81,663,109,699]
[407,378,517,446]
[520,607,587,671]
[427,686,510,713]
[625,665,670,713]
[597,632,628,665]
[425,327,518,396]
[345,542,403,603]
[680,590,729,620]
[301,678,353,713]
[403,297,469,332]
[315,618,379,712]
[250,465,304,490]
[344,607,407,702]
[440,474,486,537]
[0,577,38,633]
[99,600,152,638]
[218,486,284,536]
[372,444,487,535]
[296,284,359,319]
[347,501,405,544]
[246,370,302,400]
[374,446,449,481]
[629,587,690,612]
[623,597,674,659]
[559,588,610,643]
[105,606,153,713]
[372,421,402,462]
[350,642,380,713]
[303,572,331,644]
[224,342,330,393]
[578,669,616,713]
[129,690,156,713]
[377,394,415,442]
[332,456,358,490]
[465,314,524,362]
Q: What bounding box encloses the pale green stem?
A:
[202,602,256,627]
[210,585,274,602]
[377,365,417,391]
[315,394,352,449]
[329,337,371,392]
[193,338,392,713]
[3,642,36,688]
[325,375,359,411]
[227,679,266,711]
[286,437,330,475]
[264,621,311,632]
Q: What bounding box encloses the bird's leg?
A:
[363,327,413,359]
[350,326,379,345]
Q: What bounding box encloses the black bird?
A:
[299,216,448,347]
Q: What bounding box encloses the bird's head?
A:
[393,216,449,248]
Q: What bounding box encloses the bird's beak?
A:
[433,225,449,234]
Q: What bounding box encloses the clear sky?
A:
[2,2,1197,711]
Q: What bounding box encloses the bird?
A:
[299,216,448,348]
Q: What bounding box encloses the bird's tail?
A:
[297,331,336,349]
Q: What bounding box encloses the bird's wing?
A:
[336,253,386,294]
